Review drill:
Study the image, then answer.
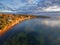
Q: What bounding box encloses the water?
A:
[0,12,60,45]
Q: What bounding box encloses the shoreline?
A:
[0,14,50,36]
[0,15,36,36]
[0,19,22,36]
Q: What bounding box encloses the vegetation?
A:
[0,14,37,30]
[0,13,50,35]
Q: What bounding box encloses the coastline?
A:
[0,14,50,36]
[0,19,22,36]
[0,15,36,36]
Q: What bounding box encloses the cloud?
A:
[0,0,39,10]
[27,0,38,5]
[0,10,13,12]
[0,0,60,12]
[42,5,60,11]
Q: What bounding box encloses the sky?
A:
[0,0,60,12]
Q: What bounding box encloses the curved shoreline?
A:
[0,14,50,36]
[0,15,37,36]
[0,19,22,36]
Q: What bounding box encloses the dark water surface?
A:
[0,14,60,45]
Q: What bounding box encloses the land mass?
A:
[0,13,50,36]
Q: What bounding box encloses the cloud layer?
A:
[0,0,60,12]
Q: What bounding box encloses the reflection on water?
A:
[1,16,60,45]
[41,19,60,27]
